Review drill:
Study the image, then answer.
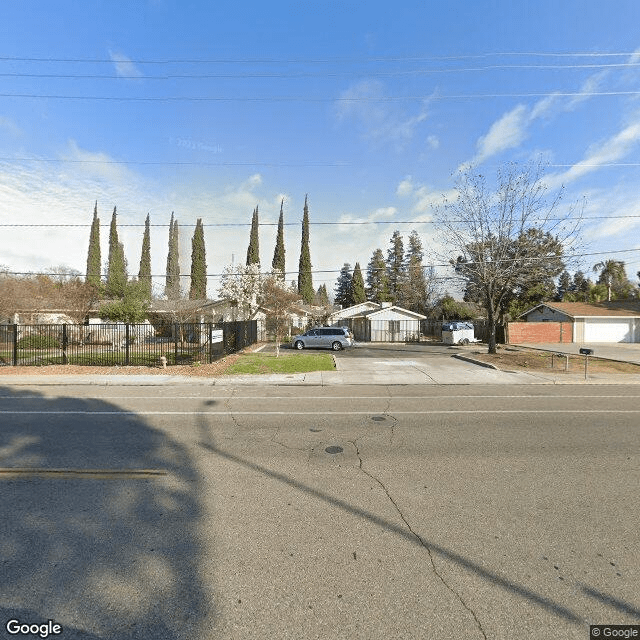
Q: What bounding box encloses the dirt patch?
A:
[0,353,243,377]
[470,347,640,374]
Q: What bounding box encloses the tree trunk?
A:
[487,303,497,354]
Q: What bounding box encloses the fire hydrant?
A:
[160,356,167,369]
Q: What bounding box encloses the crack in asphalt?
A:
[349,439,487,640]
[224,388,242,432]
[381,393,398,445]
[268,424,308,452]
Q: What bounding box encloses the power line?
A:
[2,215,640,229]
[5,156,640,169]
[0,157,349,168]
[0,51,637,64]
[1,90,639,102]
[2,61,640,80]
[3,247,640,279]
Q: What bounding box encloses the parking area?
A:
[273,341,464,358]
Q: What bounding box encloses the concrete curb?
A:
[451,354,498,369]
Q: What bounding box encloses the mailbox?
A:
[579,348,594,355]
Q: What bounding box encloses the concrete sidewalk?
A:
[2,358,640,386]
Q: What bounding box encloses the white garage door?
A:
[584,318,635,342]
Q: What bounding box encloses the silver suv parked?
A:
[292,326,353,351]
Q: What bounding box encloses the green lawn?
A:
[224,352,335,375]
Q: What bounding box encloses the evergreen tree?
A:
[351,262,366,304]
[297,195,314,303]
[106,206,128,298]
[556,270,572,301]
[386,230,405,303]
[366,248,390,303]
[246,206,260,266]
[335,263,354,308]
[271,199,286,278]
[400,230,428,313]
[138,213,152,300]
[165,212,181,300]
[189,218,207,299]
[85,201,101,288]
[314,284,330,306]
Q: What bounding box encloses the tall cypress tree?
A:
[351,262,366,304]
[138,213,152,300]
[106,206,128,298]
[86,201,101,288]
[165,212,181,300]
[272,198,286,278]
[189,218,207,299]
[297,195,314,304]
[246,206,260,266]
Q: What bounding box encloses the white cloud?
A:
[461,104,529,170]
[457,55,627,171]
[0,115,21,137]
[109,51,143,78]
[396,176,414,198]
[544,120,640,191]
[61,139,133,185]
[336,80,430,149]
[243,173,262,190]
[414,186,458,214]
[426,135,440,150]
[395,176,457,214]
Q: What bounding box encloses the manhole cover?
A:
[371,416,386,422]
[325,446,344,454]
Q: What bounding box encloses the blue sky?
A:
[2,0,640,298]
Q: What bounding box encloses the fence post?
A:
[208,323,213,364]
[125,324,130,366]
[174,324,179,365]
[12,323,18,366]
[62,324,68,365]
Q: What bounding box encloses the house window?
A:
[389,320,400,333]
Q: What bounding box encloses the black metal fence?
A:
[0,320,258,367]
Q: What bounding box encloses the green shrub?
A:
[17,334,60,349]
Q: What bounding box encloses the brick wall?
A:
[507,321,573,344]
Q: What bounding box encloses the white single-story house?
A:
[329,302,427,342]
[516,301,640,343]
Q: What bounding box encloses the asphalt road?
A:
[0,383,638,639]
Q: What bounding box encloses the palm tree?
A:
[592,260,628,301]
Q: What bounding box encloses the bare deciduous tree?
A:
[0,269,99,325]
[434,162,582,353]
[261,272,300,357]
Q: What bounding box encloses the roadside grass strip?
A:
[224,352,335,375]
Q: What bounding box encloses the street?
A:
[0,383,638,639]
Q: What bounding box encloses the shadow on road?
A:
[0,386,208,640]
[197,435,640,627]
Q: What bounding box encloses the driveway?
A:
[330,342,546,385]
[514,342,640,365]
[276,341,464,358]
